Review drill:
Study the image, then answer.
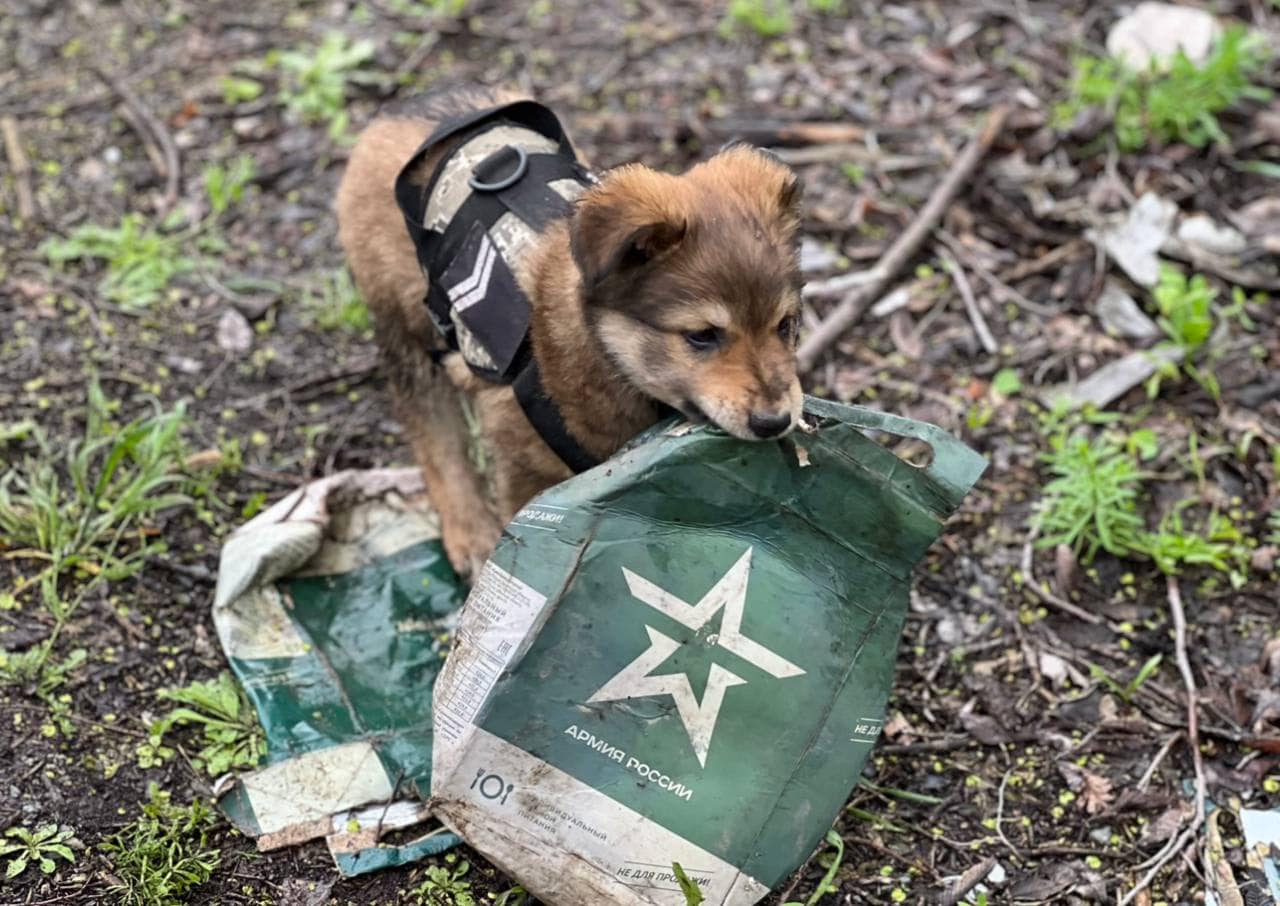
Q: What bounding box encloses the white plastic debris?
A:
[1093,192,1178,288]
[1177,215,1247,258]
[1048,345,1184,410]
[1094,279,1160,341]
[1106,2,1222,71]
[799,237,839,275]
[216,307,254,355]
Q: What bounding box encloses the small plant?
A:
[220,75,263,105]
[101,785,220,906]
[0,382,188,688]
[42,214,194,308]
[1267,509,1280,547]
[411,855,475,906]
[722,0,793,37]
[1146,506,1252,588]
[1057,25,1271,151]
[203,153,257,216]
[306,268,372,333]
[1145,264,1230,399]
[389,0,468,15]
[1088,653,1163,703]
[782,829,844,906]
[0,824,77,880]
[1035,431,1147,562]
[146,672,265,776]
[673,862,705,906]
[275,32,376,140]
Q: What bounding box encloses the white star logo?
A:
[587,547,804,767]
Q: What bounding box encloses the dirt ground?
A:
[2,0,1279,904]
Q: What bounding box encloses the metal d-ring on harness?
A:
[394,101,601,474]
[468,145,528,192]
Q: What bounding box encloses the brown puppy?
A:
[336,86,804,579]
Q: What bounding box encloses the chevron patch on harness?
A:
[447,231,496,313]
[439,220,531,382]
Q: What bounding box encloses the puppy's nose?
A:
[748,410,792,438]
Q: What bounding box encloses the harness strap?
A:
[513,358,600,474]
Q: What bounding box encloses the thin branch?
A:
[1020,534,1105,625]
[939,247,998,354]
[797,105,1011,371]
[1117,577,1207,906]
[91,65,181,213]
[1,115,36,220]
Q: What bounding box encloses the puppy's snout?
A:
[748,410,792,439]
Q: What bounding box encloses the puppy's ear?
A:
[714,142,804,222]
[570,166,687,289]
[778,168,804,219]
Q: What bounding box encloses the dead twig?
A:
[996,239,1088,284]
[940,856,997,906]
[994,768,1019,855]
[936,229,1058,317]
[1118,577,1207,906]
[1,115,36,221]
[797,105,1011,371]
[1019,534,1105,625]
[91,65,181,212]
[1136,732,1180,792]
[939,248,998,354]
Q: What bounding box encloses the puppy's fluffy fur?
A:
[336,86,804,578]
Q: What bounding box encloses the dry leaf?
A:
[882,712,913,740]
[1141,802,1191,844]
[1080,770,1114,815]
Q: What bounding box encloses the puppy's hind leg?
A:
[383,335,501,581]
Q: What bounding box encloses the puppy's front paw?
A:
[441,512,503,582]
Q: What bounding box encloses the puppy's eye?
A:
[683,327,723,351]
[777,315,798,341]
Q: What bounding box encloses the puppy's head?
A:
[570,144,804,441]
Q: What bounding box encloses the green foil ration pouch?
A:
[431,398,987,905]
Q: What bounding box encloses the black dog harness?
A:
[394,101,600,473]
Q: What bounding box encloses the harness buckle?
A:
[468,145,528,193]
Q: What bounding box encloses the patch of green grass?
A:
[839,162,865,185]
[411,854,475,905]
[673,863,705,905]
[0,824,77,880]
[492,888,527,906]
[306,268,372,333]
[0,382,188,695]
[722,0,793,37]
[1147,506,1252,588]
[1035,423,1262,586]
[991,368,1023,396]
[220,75,263,105]
[1056,25,1271,151]
[781,829,844,905]
[275,32,376,140]
[389,0,468,15]
[145,671,265,776]
[1035,431,1147,562]
[100,785,220,906]
[203,153,257,216]
[1144,268,1261,401]
[720,0,846,35]
[1088,653,1162,703]
[42,214,194,308]
[1268,509,1280,547]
